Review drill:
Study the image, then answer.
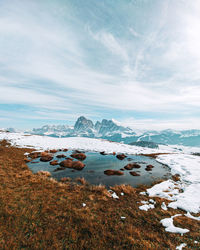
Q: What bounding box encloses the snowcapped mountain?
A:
[23,116,200,147]
[32,125,73,137]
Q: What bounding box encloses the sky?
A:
[0,0,200,130]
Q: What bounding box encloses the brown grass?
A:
[0,139,199,249]
[139,153,173,158]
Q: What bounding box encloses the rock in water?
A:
[71,161,85,170]
[104,170,124,176]
[124,163,141,170]
[40,154,53,162]
[130,171,140,176]
[50,160,59,166]
[116,154,127,160]
[59,160,73,168]
[70,153,86,161]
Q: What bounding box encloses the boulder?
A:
[28,152,41,159]
[49,149,57,153]
[70,153,86,161]
[71,161,85,170]
[104,170,124,176]
[65,157,74,161]
[40,151,50,157]
[116,154,127,160]
[50,160,59,166]
[130,171,140,176]
[59,159,73,168]
[100,151,107,155]
[40,154,53,162]
[124,163,141,170]
[56,154,66,158]
[145,165,154,171]
[63,149,68,152]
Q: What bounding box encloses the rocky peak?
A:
[74,116,94,132]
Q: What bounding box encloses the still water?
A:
[28,150,170,188]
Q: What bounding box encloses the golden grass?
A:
[0,139,199,249]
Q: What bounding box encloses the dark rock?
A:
[28,152,41,159]
[65,157,74,161]
[116,154,127,160]
[40,151,50,156]
[120,168,125,171]
[63,149,68,152]
[104,170,124,176]
[172,174,180,182]
[71,161,85,170]
[147,164,154,168]
[124,163,141,170]
[59,159,73,168]
[50,160,59,166]
[70,153,86,161]
[40,154,53,162]
[56,154,66,158]
[130,171,140,176]
[49,149,57,153]
[145,165,154,171]
[100,151,107,155]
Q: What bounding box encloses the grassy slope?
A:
[0,140,199,249]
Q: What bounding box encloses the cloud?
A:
[0,0,200,129]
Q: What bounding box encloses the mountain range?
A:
[23,116,200,147]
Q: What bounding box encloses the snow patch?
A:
[160,214,189,234]
[176,243,187,250]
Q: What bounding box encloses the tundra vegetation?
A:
[0,140,199,249]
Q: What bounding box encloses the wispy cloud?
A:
[0,0,200,129]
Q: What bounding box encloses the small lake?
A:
[28,150,171,188]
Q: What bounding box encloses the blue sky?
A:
[0,0,200,130]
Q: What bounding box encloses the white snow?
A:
[160,214,189,234]
[157,153,200,183]
[139,203,155,211]
[108,190,119,199]
[0,131,178,154]
[1,131,200,237]
[176,243,187,249]
[147,180,182,201]
[120,216,126,220]
[185,212,200,221]
[149,199,156,204]
[161,202,168,211]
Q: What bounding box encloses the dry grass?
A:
[139,153,173,159]
[0,139,199,249]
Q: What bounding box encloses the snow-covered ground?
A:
[143,152,200,237]
[0,131,180,154]
[0,131,200,239]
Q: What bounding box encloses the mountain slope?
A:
[25,116,200,147]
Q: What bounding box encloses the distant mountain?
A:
[28,116,200,147]
[32,125,73,137]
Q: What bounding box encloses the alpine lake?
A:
[28,150,171,188]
